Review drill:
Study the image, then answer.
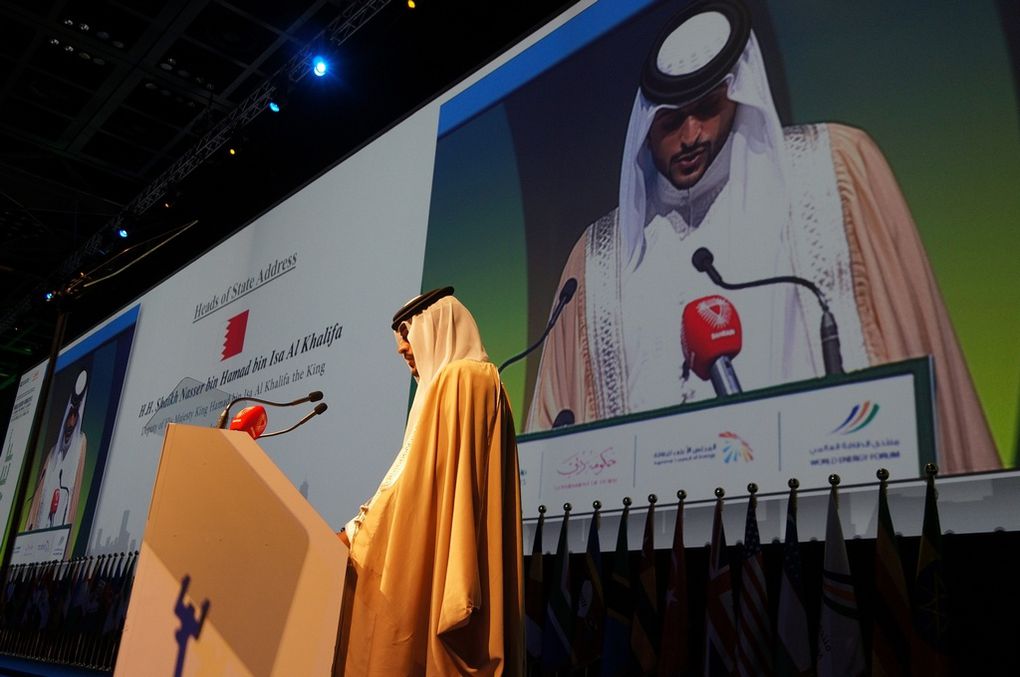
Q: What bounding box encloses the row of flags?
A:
[0,551,138,670]
[525,465,949,676]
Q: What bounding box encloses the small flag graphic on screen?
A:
[222,310,249,360]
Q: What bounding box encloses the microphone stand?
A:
[258,403,328,439]
[498,316,561,374]
[216,392,323,429]
[709,355,742,396]
[499,278,577,374]
[692,248,844,375]
[0,220,198,580]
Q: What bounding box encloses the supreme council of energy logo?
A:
[720,431,753,463]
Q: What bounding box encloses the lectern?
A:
[115,424,347,676]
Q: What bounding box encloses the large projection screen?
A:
[1,0,1017,558]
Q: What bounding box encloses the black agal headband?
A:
[391,286,454,331]
[640,0,751,106]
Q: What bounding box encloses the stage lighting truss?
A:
[0,0,393,338]
[127,0,390,216]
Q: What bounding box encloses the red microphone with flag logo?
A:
[49,489,61,521]
[681,295,743,396]
[230,405,268,439]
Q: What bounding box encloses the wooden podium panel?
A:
[115,424,347,676]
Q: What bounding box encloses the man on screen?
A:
[27,369,89,530]
[526,0,999,473]
[337,288,524,675]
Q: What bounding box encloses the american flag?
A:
[737,494,772,675]
[704,496,736,677]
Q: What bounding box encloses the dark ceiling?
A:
[0,0,573,397]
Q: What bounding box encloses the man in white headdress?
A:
[337,288,524,676]
[28,369,89,530]
[526,0,999,474]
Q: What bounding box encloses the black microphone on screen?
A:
[259,402,328,439]
[215,390,324,429]
[498,278,578,374]
[691,247,844,375]
[552,409,575,428]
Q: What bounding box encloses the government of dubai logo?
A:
[720,431,753,463]
[222,310,249,361]
[831,400,880,435]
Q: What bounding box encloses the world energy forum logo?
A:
[719,431,753,464]
[831,401,880,435]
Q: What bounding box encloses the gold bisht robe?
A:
[337,358,525,676]
[526,123,1000,474]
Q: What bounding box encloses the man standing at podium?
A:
[337,287,525,676]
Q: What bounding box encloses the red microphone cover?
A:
[230,405,268,439]
[681,295,743,380]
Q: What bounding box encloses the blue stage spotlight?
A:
[117,228,128,238]
[312,55,328,77]
[45,291,54,301]
[268,100,281,113]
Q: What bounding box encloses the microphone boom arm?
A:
[692,247,844,375]
[702,270,830,311]
[498,278,577,374]
[259,403,328,439]
[498,305,565,374]
[216,391,323,428]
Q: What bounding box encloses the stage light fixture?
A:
[45,292,54,301]
[117,228,128,238]
[407,0,416,8]
[268,80,291,113]
[312,56,328,77]
[228,147,237,156]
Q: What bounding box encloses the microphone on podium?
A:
[229,402,327,440]
[259,403,328,439]
[216,390,323,429]
[681,295,743,397]
[229,406,268,439]
[692,247,844,375]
